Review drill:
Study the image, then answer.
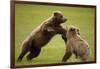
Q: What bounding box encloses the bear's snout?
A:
[62,17,67,23]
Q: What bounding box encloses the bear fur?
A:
[62,26,90,62]
[17,11,67,62]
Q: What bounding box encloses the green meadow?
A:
[15,4,95,66]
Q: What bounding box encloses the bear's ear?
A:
[77,28,80,31]
[53,11,61,16]
[53,12,58,16]
[77,28,80,35]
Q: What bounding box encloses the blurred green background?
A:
[15,4,95,66]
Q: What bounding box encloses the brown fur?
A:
[17,11,67,62]
[62,26,90,62]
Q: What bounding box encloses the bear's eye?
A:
[70,28,75,31]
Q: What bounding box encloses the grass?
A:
[15,4,95,66]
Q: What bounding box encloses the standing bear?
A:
[62,26,90,62]
[17,11,67,62]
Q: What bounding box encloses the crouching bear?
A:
[62,26,90,62]
[17,11,67,62]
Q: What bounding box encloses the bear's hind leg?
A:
[17,45,29,62]
[27,46,41,61]
[80,54,89,62]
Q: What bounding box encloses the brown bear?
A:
[62,26,90,62]
[17,11,67,62]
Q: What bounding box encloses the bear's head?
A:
[52,11,67,25]
[68,26,80,36]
